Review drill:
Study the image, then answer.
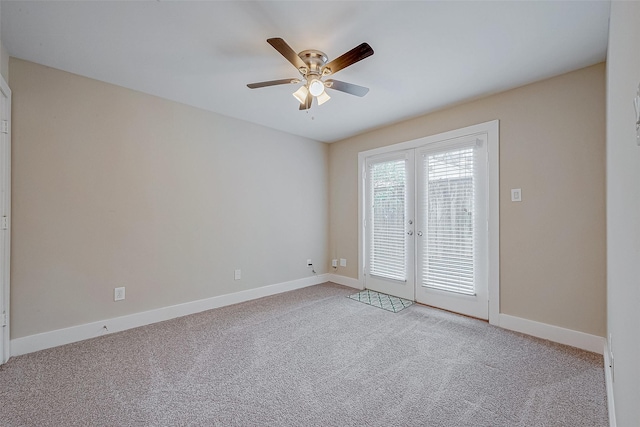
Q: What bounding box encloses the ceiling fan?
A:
[247,38,374,110]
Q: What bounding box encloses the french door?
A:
[364,134,489,319]
[364,151,415,300]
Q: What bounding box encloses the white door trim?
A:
[358,120,500,325]
[0,74,11,364]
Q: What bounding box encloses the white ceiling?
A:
[1,1,610,143]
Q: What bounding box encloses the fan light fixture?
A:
[292,85,309,104]
[292,78,331,107]
[316,90,331,105]
[308,79,325,97]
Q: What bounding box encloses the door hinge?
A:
[1,216,7,230]
[0,120,7,134]
[1,312,6,327]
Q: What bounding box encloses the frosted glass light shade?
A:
[317,91,331,106]
[308,79,325,97]
[293,85,309,104]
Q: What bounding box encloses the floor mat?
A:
[348,289,413,313]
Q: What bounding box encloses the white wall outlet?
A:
[340,258,347,267]
[331,259,338,268]
[511,188,522,202]
[234,269,241,280]
[114,287,125,301]
[307,259,313,267]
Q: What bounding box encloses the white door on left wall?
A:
[0,74,11,365]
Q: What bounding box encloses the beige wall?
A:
[329,63,606,337]
[9,56,606,341]
[606,2,640,424]
[10,58,329,338]
[0,43,8,82]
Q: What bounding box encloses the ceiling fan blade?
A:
[267,38,307,71]
[299,92,312,110]
[324,79,369,97]
[247,78,300,89]
[323,43,374,75]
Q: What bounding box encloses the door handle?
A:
[407,231,413,236]
[417,231,423,236]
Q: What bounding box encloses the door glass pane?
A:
[369,159,406,281]
[421,147,475,295]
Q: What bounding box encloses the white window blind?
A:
[368,158,406,281]
[421,146,477,295]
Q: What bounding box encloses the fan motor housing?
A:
[298,50,328,76]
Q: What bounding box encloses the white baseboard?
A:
[10,274,607,364]
[323,278,604,357]
[603,340,617,427]
[498,314,605,354]
[327,273,363,290]
[11,273,330,357]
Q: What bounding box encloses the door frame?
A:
[0,74,10,364]
[358,120,500,325]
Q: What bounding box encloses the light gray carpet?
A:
[0,283,607,426]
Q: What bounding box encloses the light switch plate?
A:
[340,258,347,267]
[511,188,522,202]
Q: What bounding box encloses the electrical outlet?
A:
[114,287,125,301]
[340,258,347,267]
[307,259,313,267]
[332,259,338,268]
[511,188,522,202]
[234,269,241,280]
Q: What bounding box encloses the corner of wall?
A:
[327,274,362,290]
